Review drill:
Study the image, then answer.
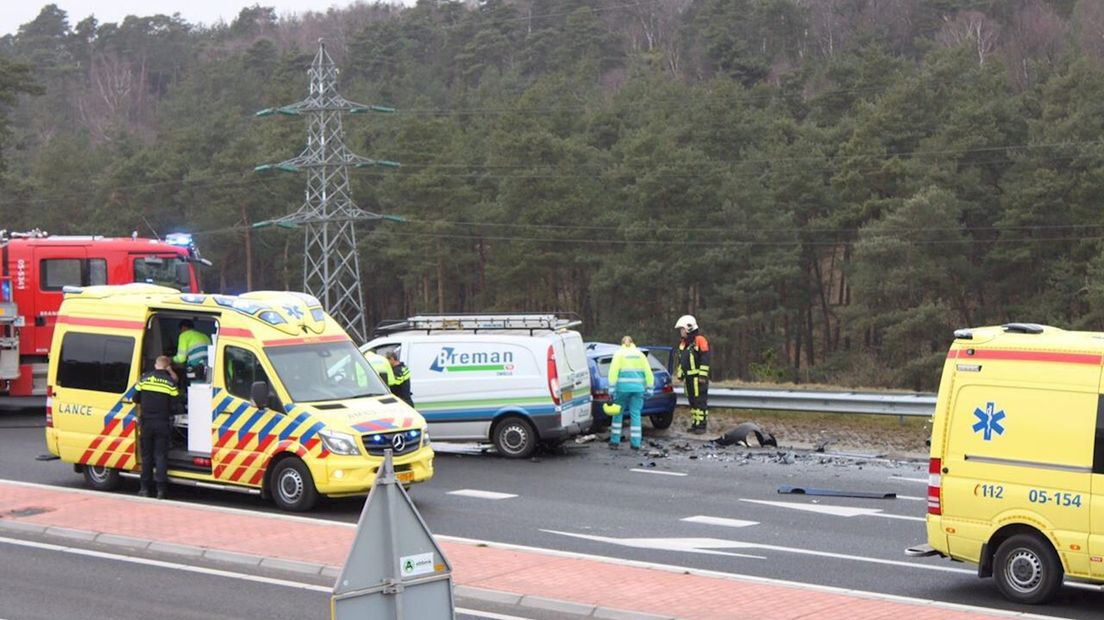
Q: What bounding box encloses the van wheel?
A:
[82,465,121,491]
[993,533,1063,604]
[493,417,537,459]
[651,411,674,430]
[269,458,319,512]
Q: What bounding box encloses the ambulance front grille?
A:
[361,430,422,456]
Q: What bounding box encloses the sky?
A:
[1,1,415,37]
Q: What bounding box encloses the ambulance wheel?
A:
[270,458,318,512]
[82,465,121,491]
[493,417,537,459]
[651,411,674,430]
[993,533,1063,605]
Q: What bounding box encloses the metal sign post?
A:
[331,450,454,619]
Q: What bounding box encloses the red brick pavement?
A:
[0,481,1039,620]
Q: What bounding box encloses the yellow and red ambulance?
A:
[911,323,1104,604]
[45,284,433,511]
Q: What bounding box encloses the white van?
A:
[361,314,592,458]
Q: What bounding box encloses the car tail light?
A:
[661,384,674,393]
[928,458,942,515]
[547,345,560,406]
[592,389,609,401]
[45,385,53,428]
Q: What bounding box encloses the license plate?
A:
[396,471,414,484]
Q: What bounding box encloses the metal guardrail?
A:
[675,386,937,417]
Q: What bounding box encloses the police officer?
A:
[135,356,180,499]
[675,315,711,434]
[607,336,654,450]
[387,351,413,407]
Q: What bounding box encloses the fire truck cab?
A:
[0,230,206,402]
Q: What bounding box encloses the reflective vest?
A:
[608,344,654,394]
[364,351,395,385]
[174,329,212,369]
[134,370,180,421]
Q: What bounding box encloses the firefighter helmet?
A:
[674,315,698,331]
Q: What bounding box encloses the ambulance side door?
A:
[212,344,284,485]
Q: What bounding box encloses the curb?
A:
[0,518,673,619]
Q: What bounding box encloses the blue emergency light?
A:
[165,233,194,247]
[1,280,10,302]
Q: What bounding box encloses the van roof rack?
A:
[374,313,582,336]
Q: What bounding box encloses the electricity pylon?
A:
[255,41,399,343]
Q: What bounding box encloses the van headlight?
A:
[319,429,360,456]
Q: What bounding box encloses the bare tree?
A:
[621,0,691,77]
[1003,0,1067,88]
[936,10,999,65]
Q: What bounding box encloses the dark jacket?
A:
[134,369,180,422]
[676,330,711,382]
[389,362,413,406]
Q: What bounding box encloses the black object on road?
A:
[778,485,896,500]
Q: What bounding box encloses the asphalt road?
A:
[3,409,1102,618]
[0,532,557,620]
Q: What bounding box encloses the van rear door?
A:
[553,331,591,430]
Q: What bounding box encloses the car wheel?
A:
[82,464,121,491]
[493,417,537,459]
[993,533,1063,605]
[651,410,674,430]
[269,458,319,512]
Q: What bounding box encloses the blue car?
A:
[585,342,677,432]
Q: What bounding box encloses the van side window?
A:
[58,332,135,393]
[224,346,272,401]
[41,259,108,291]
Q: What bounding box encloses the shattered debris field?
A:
[660,407,931,461]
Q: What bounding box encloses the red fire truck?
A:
[0,230,208,403]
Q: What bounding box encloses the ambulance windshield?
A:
[266,341,390,402]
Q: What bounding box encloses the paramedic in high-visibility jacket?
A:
[675,315,711,434]
[607,336,654,450]
[134,356,180,499]
[173,319,212,377]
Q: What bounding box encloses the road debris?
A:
[777,485,897,499]
[714,422,778,448]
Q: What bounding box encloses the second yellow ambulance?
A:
[45,284,434,511]
[911,322,1104,604]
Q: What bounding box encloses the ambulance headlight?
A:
[421,428,430,447]
[318,429,360,456]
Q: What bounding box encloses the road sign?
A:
[331,450,454,619]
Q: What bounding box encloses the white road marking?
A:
[630,468,687,477]
[542,530,972,575]
[448,489,518,500]
[741,499,924,522]
[681,516,759,528]
[0,536,532,620]
[0,535,332,592]
[889,475,928,484]
[430,443,487,455]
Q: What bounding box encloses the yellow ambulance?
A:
[909,322,1104,604]
[45,284,434,511]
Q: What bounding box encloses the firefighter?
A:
[675,315,711,434]
[387,351,413,407]
[134,356,180,499]
[173,319,212,378]
[607,336,654,450]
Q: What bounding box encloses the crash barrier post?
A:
[331,449,454,619]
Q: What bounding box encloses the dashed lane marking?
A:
[681,516,759,528]
[448,489,518,500]
[630,468,687,476]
